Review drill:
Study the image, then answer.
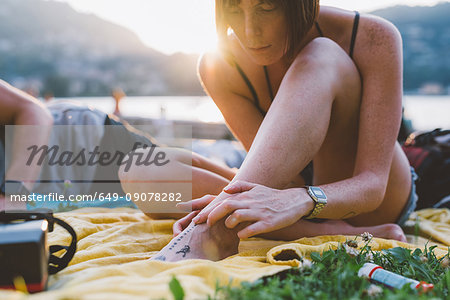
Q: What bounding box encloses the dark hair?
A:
[215,0,320,61]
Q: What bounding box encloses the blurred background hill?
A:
[0,0,202,96]
[0,0,448,97]
[372,3,450,94]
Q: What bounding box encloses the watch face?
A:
[309,186,327,201]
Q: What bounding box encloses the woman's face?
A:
[224,0,288,65]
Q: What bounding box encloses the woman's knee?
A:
[299,38,350,63]
[118,147,192,193]
[118,148,151,182]
[293,37,360,83]
[119,147,186,175]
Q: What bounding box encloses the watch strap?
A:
[305,201,326,219]
[304,186,327,219]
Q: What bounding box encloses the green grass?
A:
[211,238,450,300]
[169,236,449,299]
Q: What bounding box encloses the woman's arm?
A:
[330,15,404,218]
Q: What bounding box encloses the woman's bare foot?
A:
[322,220,407,242]
[151,218,240,262]
[151,218,407,262]
[369,223,407,242]
[259,219,407,243]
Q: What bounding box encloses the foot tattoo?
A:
[175,245,191,258]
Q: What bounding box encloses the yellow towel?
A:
[409,208,450,246]
[0,208,448,300]
[267,235,449,267]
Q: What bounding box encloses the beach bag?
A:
[402,129,450,210]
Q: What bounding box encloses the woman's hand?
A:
[172,210,200,236]
[192,181,314,239]
[173,194,216,236]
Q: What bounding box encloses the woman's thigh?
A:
[312,81,362,185]
[347,144,412,225]
[287,39,363,185]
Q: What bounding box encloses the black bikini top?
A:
[235,11,360,116]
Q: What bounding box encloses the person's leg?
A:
[121,146,405,261]
[234,38,362,189]
[228,39,406,239]
[152,219,242,261]
[153,217,405,262]
[119,147,234,219]
[147,40,407,261]
[118,146,406,260]
[258,219,406,242]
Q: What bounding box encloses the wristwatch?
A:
[304,186,327,219]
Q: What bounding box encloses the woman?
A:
[120,0,413,260]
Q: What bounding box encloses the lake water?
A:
[53,95,450,131]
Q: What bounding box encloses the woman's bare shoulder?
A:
[198,37,256,97]
[198,51,228,77]
[320,5,399,35]
[358,13,402,48]
[198,51,237,92]
[353,13,402,72]
[319,6,401,58]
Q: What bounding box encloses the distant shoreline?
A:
[46,95,450,133]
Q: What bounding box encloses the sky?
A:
[55,0,448,55]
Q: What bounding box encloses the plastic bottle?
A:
[358,263,433,292]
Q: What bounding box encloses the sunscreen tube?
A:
[358,263,433,292]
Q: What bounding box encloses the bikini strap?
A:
[262,22,323,104]
[233,61,266,116]
[263,66,274,101]
[349,11,360,59]
[315,22,324,37]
